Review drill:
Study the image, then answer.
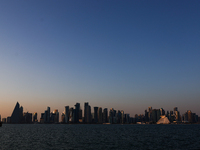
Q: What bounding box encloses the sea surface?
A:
[0,124,200,150]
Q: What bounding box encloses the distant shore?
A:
[2,122,200,125]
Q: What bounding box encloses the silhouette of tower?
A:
[10,102,23,123]
[103,108,108,123]
[64,106,69,123]
[98,107,102,123]
[94,107,98,123]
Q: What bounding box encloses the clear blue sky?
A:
[0,0,200,119]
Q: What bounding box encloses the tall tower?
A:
[94,107,98,123]
[121,110,124,124]
[103,108,108,123]
[74,103,80,123]
[87,105,91,123]
[160,108,165,116]
[152,109,157,123]
[117,110,122,123]
[187,110,193,123]
[84,102,88,123]
[98,107,102,123]
[44,110,48,123]
[174,107,178,112]
[79,109,82,120]
[11,102,23,123]
[109,108,115,124]
[47,107,50,123]
[84,102,92,123]
[33,112,37,122]
[53,109,59,123]
[64,106,69,123]
[144,109,148,122]
[69,107,74,122]
[148,106,152,122]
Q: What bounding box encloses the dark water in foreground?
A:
[0,124,200,150]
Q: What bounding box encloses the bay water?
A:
[0,124,200,149]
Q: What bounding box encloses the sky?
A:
[0,0,200,119]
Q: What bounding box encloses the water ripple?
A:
[0,124,200,149]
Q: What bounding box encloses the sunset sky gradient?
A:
[0,0,200,119]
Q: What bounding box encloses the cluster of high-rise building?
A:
[59,102,132,124]
[1,102,200,124]
[142,107,199,124]
[40,107,59,123]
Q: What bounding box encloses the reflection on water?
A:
[0,124,200,149]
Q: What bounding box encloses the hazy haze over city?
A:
[0,0,200,119]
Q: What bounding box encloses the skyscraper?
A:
[79,109,82,120]
[173,107,180,122]
[44,110,48,123]
[98,107,102,123]
[64,106,69,123]
[156,109,161,122]
[84,102,91,123]
[53,109,59,123]
[121,110,124,124]
[10,102,23,123]
[84,102,88,123]
[174,107,178,112]
[175,111,180,122]
[43,107,51,123]
[40,113,44,123]
[33,112,37,122]
[103,108,108,123]
[74,103,80,123]
[23,112,32,123]
[47,107,50,123]
[117,110,122,123]
[125,114,130,124]
[152,109,157,123]
[69,107,74,123]
[160,108,165,116]
[109,108,115,124]
[187,110,193,123]
[86,105,92,123]
[148,107,152,122]
[94,107,98,123]
[144,109,148,122]
[61,113,65,123]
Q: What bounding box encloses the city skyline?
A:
[1,101,199,123]
[1,100,200,120]
[1,1,200,119]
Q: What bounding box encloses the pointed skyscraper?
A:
[10,102,23,123]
